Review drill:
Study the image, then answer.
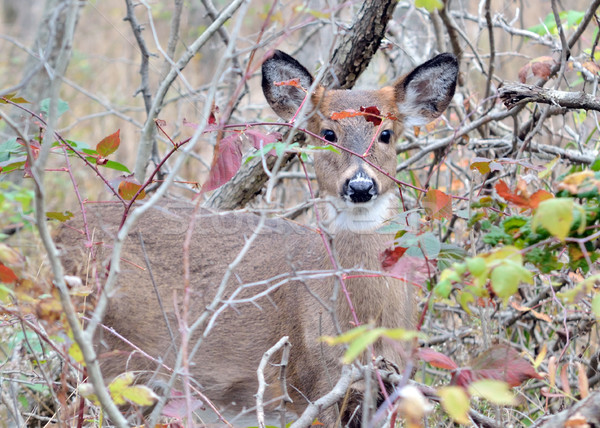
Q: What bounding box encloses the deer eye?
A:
[379,130,393,144]
[321,129,337,143]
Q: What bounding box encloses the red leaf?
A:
[208,102,219,125]
[274,78,301,88]
[495,180,530,208]
[418,348,458,370]
[384,255,435,288]
[201,133,242,193]
[380,246,408,270]
[117,176,146,201]
[0,263,18,283]
[360,106,382,126]
[518,56,556,83]
[469,344,543,387]
[183,118,198,129]
[96,130,120,157]
[161,396,204,418]
[423,189,452,220]
[245,129,282,152]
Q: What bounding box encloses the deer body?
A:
[57,50,458,426]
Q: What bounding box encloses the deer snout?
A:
[343,172,378,203]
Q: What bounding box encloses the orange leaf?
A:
[529,189,554,209]
[118,177,146,201]
[96,130,120,157]
[576,362,589,398]
[0,263,18,283]
[418,348,458,370]
[331,109,361,121]
[423,189,452,220]
[560,364,571,396]
[274,78,301,88]
[565,415,589,427]
[495,180,530,208]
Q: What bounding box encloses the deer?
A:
[57,50,458,427]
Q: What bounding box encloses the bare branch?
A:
[256,336,291,428]
[499,82,600,112]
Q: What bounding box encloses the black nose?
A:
[344,174,377,203]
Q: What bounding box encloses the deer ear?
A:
[395,53,458,128]
[262,50,314,121]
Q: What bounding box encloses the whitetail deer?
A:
[57,50,457,427]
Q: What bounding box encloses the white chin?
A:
[324,193,395,233]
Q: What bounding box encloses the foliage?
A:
[1,0,600,427]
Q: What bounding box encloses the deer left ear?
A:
[262,50,315,121]
[394,53,458,128]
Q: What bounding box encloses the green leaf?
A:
[0,93,29,104]
[0,138,22,158]
[592,294,600,318]
[342,328,384,363]
[0,284,14,302]
[40,98,69,118]
[459,290,475,315]
[382,328,425,341]
[490,260,532,299]
[438,386,470,424]
[102,160,131,173]
[566,10,585,28]
[415,0,444,12]
[466,257,487,277]
[434,278,452,298]
[321,325,370,346]
[419,232,441,259]
[468,380,516,405]
[532,198,574,240]
[46,211,74,222]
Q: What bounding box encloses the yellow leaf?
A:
[109,373,135,405]
[538,156,559,179]
[121,385,158,406]
[468,380,516,405]
[68,342,85,365]
[534,343,547,369]
[438,386,470,424]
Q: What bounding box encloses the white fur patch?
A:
[323,192,396,233]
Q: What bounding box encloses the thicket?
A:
[1,0,600,426]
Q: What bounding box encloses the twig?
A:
[256,336,291,428]
[133,0,247,181]
[123,0,153,114]
[499,83,600,112]
[289,366,361,428]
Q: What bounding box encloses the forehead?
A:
[317,87,397,114]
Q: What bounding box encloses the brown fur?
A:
[56,50,458,426]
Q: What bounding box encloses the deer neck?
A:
[323,200,411,331]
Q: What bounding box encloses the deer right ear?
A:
[394,53,458,128]
[262,50,314,121]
